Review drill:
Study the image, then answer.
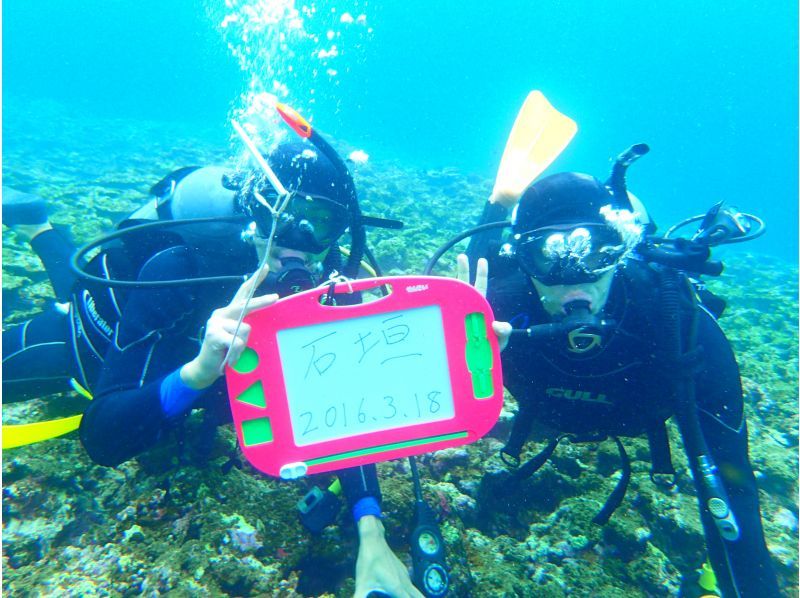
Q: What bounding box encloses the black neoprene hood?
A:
[253,141,353,208]
[235,141,358,253]
[512,172,620,234]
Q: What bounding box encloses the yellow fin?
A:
[491,91,578,208]
[2,378,92,448]
[3,415,83,449]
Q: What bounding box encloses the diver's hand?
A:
[456,253,512,351]
[181,266,277,390]
[354,516,423,598]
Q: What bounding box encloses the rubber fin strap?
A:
[507,434,631,525]
[2,379,93,449]
[509,435,562,480]
[591,437,631,525]
[490,90,578,208]
[501,397,539,464]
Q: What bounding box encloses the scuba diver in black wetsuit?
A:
[455,145,779,597]
[2,140,423,598]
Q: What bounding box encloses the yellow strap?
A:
[69,378,93,400]
[2,415,83,449]
[490,90,578,208]
[2,378,93,449]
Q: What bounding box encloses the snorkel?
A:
[274,102,366,278]
[605,143,650,213]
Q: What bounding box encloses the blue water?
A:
[4,0,797,259]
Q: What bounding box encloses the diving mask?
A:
[515,223,627,285]
[249,191,349,254]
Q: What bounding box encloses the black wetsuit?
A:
[487,260,779,598]
[3,226,381,510]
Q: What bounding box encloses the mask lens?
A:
[288,194,348,247]
[516,224,624,284]
[251,192,348,252]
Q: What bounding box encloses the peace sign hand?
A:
[181,266,278,390]
[456,254,512,351]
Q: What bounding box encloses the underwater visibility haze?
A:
[2,1,798,596]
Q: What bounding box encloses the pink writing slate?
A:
[225,276,503,478]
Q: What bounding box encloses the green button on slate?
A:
[241,417,273,446]
[464,312,493,399]
[236,380,267,409]
[232,347,259,374]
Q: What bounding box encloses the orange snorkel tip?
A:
[276,102,313,139]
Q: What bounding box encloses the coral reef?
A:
[3,101,797,596]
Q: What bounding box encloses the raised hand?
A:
[181,266,278,389]
[456,253,512,351]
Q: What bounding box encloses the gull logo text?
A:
[546,387,612,405]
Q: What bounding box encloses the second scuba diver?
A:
[461,147,780,597]
[2,140,424,598]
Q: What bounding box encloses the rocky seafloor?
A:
[3,100,798,596]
